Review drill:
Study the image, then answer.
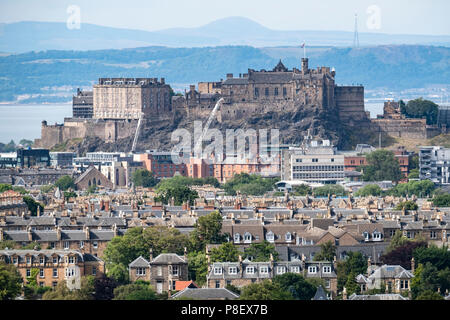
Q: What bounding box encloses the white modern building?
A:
[419,146,450,184]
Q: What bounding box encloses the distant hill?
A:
[1,17,450,53]
[0,44,448,103]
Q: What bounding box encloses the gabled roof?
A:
[129,256,150,268]
[171,288,239,300]
[151,253,187,265]
[312,285,329,300]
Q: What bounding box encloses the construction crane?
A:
[194,98,225,158]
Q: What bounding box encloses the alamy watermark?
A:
[66,5,81,30]
[366,4,381,30]
[170,121,280,165]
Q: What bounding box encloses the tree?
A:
[40,184,55,193]
[413,245,450,271]
[402,98,439,125]
[380,241,427,269]
[209,242,240,263]
[132,169,159,188]
[42,276,95,300]
[154,185,198,206]
[416,290,444,300]
[293,184,312,196]
[359,149,402,182]
[385,230,411,253]
[63,191,77,201]
[344,271,360,295]
[314,241,336,262]
[190,211,226,251]
[0,184,12,193]
[354,184,383,197]
[54,175,75,191]
[388,180,435,197]
[408,169,419,179]
[113,281,157,300]
[239,279,293,300]
[395,200,418,211]
[273,273,316,300]
[411,262,448,300]
[432,194,450,207]
[243,241,278,262]
[187,251,208,287]
[0,240,17,250]
[86,184,97,195]
[103,226,189,283]
[223,173,279,196]
[0,262,22,300]
[336,251,367,292]
[22,196,44,216]
[93,275,119,300]
[313,185,347,197]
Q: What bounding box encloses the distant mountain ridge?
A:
[0,44,448,104]
[1,17,450,53]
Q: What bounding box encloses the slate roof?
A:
[151,253,187,265]
[348,293,408,300]
[129,256,150,268]
[367,265,414,281]
[312,285,329,300]
[171,288,239,300]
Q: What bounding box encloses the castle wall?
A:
[335,86,367,123]
[370,118,433,139]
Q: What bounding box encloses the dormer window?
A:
[266,231,275,243]
[234,233,241,244]
[285,232,292,242]
[308,266,317,274]
[373,231,382,241]
[290,266,300,273]
[244,232,252,244]
[246,266,255,274]
[26,256,31,264]
[228,267,237,275]
[39,257,45,265]
[323,266,332,273]
[277,266,286,275]
[214,267,222,275]
[68,256,75,264]
[363,232,369,241]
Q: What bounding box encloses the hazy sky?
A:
[1,0,449,35]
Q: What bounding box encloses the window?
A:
[65,268,75,278]
[323,266,332,273]
[64,241,70,249]
[68,256,75,264]
[400,280,409,289]
[290,266,300,273]
[93,241,98,249]
[26,269,31,277]
[254,88,259,97]
[172,265,179,276]
[260,266,269,274]
[13,257,17,264]
[214,267,222,275]
[274,87,279,96]
[277,266,286,275]
[308,266,317,274]
[26,256,31,264]
[246,266,255,274]
[80,241,84,248]
[39,269,44,278]
[266,231,274,242]
[244,232,252,243]
[53,268,58,277]
[215,280,221,288]
[283,87,287,96]
[265,88,269,96]
[228,267,238,275]
[325,279,331,289]
[53,257,58,264]
[39,257,45,265]
[157,266,162,276]
[363,232,369,241]
[50,242,55,249]
[373,232,382,240]
[52,282,58,288]
[285,232,292,242]
[234,233,240,244]
[430,231,437,239]
[136,267,146,276]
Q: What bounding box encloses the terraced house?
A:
[0,249,104,289]
[206,256,338,298]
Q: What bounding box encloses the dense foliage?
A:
[54,175,76,191]
[354,184,383,197]
[400,98,439,125]
[359,149,402,182]
[313,185,347,197]
[432,194,450,207]
[223,173,279,196]
[131,169,159,188]
[0,262,23,300]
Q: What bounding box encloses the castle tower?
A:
[301,58,309,74]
